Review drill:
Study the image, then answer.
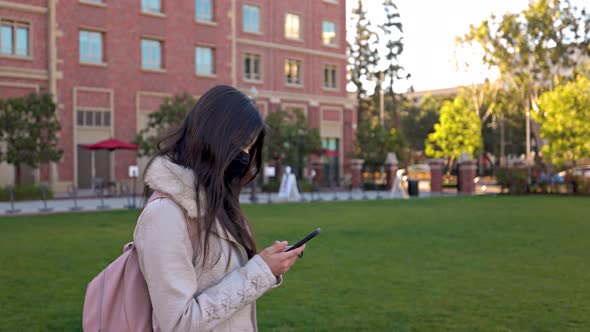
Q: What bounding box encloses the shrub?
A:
[496,168,528,194]
[0,185,53,201]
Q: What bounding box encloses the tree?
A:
[355,118,404,168]
[380,0,410,130]
[425,96,482,169]
[0,92,63,186]
[460,0,590,158]
[264,109,321,177]
[534,74,590,167]
[399,94,451,151]
[134,93,196,157]
[347,0,380,123]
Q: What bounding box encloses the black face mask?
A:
[225,151,250,183]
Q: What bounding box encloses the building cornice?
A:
[237,38,347,60]
[0,1,47,13]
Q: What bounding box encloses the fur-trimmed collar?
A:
[144,156,203,218]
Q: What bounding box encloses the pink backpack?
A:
[82,192,197,332]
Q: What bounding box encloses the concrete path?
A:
[0,190,468,216]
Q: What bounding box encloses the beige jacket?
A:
[134,157,281,332]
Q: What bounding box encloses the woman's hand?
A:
[259,241,306,277]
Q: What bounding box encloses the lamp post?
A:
[249,86,259,203]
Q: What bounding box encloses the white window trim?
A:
[284,57,303,87]
[243,52,263,83]
[284,12,303,42]
[242,4,262,34]
[322,20,338,47]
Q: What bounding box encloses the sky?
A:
[346,0,533,92]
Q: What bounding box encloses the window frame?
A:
[195,0,214,23]
[242,4,262,34]
[79,29,104,64]
[284,58,303,87]
[243,52,262,82]
[284,12,302,41]
[0,18,32,59]
[76,109,112,128]
[141,38,164,71]
[195,45,215,76]
[322,63,338,90]
[322,20,337,47]
[141,0,163,15]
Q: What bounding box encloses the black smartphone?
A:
[286,228,321,252]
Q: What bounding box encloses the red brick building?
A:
[0,0,355,192]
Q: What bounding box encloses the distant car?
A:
[557,165,590,180]
[572,165,590,178]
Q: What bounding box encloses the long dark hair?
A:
[144,85,265,262]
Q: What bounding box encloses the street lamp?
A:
[248,86,259,203]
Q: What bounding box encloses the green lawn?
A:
[1,196,589,331]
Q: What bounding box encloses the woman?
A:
[134,85,306,332]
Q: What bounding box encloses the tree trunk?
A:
[15,164,22,188]
[499,114,506,168]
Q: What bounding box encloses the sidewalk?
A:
[0,189,466,216]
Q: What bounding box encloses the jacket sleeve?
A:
[134,198,280,332]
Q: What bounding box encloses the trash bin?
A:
[408,180,419,197]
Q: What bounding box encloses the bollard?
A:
[68,185,83,211]
[349,186,354,200]
[267,190,272,204]
[39,186,53,212]
[332,181,339,201]
[376,189,383,200]
[5,187,21,214]
[97,187,109,210]
[122,184,134,209]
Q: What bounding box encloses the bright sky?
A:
[346,0,532,92]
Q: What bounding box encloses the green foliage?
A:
[379,0,409,129]
[355,119,404,167]
[347,0,380,122]
[535,75,590,167]
[425,96,482,160]
[134,93,196,157]
[264,109,321,171]
[399,94,449,151]
[496,168,529,194]
[0,185,53,201]
[0,92,63,186]
[461,0,590,154]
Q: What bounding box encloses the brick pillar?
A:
[428,158,445,193]
[350,158,364,190]
[384,153,398,190]
[458,158,477,194]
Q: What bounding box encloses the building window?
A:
[244,53,261,81]
[322,20,336,46]
[195,46,214,75]
[284,13,301,40]
[243,5,260,33]
[0,20,30,56]
[77,110,111,127]
[285,58,302,85]
[84,0,105,3]
[196,0,213,22]
[141,0,161,13]
[141,39,162,69]
[79,30,103,63]
[323,64,337,89]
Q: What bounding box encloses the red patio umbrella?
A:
[83,138,139,151]
[82,138,139,189]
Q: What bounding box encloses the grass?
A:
[1,196,589,331]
